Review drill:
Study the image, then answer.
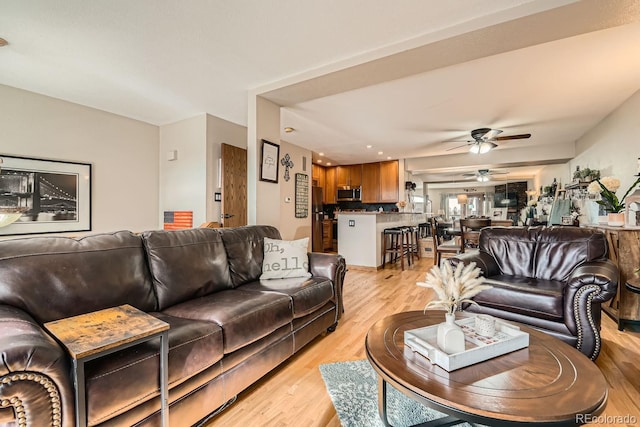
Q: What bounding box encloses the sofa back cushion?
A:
[142,228,233,309]
[479,227,541,278]
[218,225,282,286]
[0,231,156,324]
[479,226,608,281]
[534,226,607,281]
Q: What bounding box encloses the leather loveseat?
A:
[449,226,618,360]
[0,225,346,426]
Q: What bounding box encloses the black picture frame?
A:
[0,154,92,235]
[260,139,280,183]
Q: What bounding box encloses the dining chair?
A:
[431,218,460,266]
[459,218,491,253]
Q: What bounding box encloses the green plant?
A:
[587,176,640,213]
[580,168,600,180]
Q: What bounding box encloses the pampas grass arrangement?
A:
[417,262,491,315]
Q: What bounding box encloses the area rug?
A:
[319,360,477,427]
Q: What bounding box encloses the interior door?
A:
[221,143,247,228]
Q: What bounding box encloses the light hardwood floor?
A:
[207,257,640,427]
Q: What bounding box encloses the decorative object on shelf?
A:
[573,167,600,183]
[587,175,640,226]
[417,262,491,354]
[0,154,91,235]
[624,189,640,227]
[280,153,294,182]
[260,139,279,183]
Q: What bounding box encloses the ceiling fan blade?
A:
[489,171,509,175]
[495,133,531,141]
[445,143,472,152]
[484,129,503,139]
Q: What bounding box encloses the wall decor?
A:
[163,211,193,230]
[260,140,279,183]
[0,154,91,235]
[281,153,294,182]
[295,173,309,218]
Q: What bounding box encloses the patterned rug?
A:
[319,359,478,427]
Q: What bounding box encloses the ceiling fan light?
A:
[477,175,489,182]
[479,141,497,154]
[469,143,481,154]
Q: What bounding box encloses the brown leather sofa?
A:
[0,225,346,426]
[449,226,618,360]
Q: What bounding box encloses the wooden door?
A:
[221,143,247,227]
[361,162,380,203]
[379,160,399,203]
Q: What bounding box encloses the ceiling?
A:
[2,0,640,185]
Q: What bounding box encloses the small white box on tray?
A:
[404,316,529,371]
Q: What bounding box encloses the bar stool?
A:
[382,227,411,270]
[406,225,420,262]
[418,222,431,238]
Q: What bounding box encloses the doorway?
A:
[221,143,247,228]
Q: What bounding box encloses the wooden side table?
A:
[45,305,170,427]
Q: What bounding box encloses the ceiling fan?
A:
[447,128,531,154]
[462,169,508,182]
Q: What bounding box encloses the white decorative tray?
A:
[404,316,529,371]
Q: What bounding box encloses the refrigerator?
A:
[311,187,324,252]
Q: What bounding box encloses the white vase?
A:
[436,312,465,354]
[607,212,624,227]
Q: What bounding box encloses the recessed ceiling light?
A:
[284,127,294,133]
[387,156,392,160]
[317,159,323,163]
[326,162,332,166]
[378,151,383,155]
[319,152,324,156]
[0,38,7,47]
[366,145,373,149]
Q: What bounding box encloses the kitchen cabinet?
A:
[336,164,362,188]
[379,160,399,202]
[361,162,381,203]
[312,164,325,189]
[325,167,337,204]
[322,218,333,251]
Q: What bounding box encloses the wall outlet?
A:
[349,220,355,227]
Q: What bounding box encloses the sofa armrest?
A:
[448,251,500,277]
[0,305,74,427]
[564,259,618,360]
[308,252,347,320]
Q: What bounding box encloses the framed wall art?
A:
[260,140,280,183]
[295,173,309,218]
[0,154,92,235]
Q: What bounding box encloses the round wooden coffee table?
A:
[365,311,607,426]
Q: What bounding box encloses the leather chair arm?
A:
[449,251,500,277]
[308,253,347,319]
[564,259,619,360]
[0,305,74,427]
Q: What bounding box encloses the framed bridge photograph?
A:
[0,154,91,235]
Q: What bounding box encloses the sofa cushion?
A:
[84,313,223,426]
[162,289,293,353]
[479,227,540,278]
[142,228,233,310]
[260,237,311,280]
[218,225,282,286]
[533,226,608,281]
[0,231,156,323]
[240,276,334,318]
[475,275,565,321]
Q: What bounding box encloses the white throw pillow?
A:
[260,237,311,279]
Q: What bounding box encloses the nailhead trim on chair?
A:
[573,285,601,360]
[0,372,62,427]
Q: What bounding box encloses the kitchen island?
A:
[336,212,427,269]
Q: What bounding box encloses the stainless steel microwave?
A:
[337,186,361,202]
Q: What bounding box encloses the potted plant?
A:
[417,262,491,353]
[580,168,600,182]
[587,176,640,226]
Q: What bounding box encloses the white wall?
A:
[571,89,640,195]
[278,140,312,240]
[159,115,207,227]
[0,84,159,236]
[255,96,282,228]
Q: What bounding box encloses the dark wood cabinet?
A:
[336,164,362,188]
[379,160,399,203]
[361,162,381,203]
[325,167,337,204]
